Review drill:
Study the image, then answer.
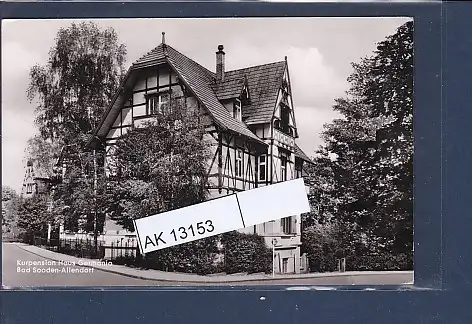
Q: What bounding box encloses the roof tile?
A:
[295,144,313,163]
[97,43,288,147]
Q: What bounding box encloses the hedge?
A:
[138,236,220,275]
[219,231,272,274]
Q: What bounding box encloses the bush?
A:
[140,236,219,275]
[346,252,412,271]
[301,226,337,273]
[301,224,413,272]
[220,231,272,274]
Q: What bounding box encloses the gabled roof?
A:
[221,62,286,124]
[212,77,246,101]
[92,44,266,146]
[133,44,286,128]
[26,159,52,180]
[295,144,313,164]
[165,46,265,144]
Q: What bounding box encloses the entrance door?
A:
[282,258,288,273]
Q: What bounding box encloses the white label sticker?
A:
[134,195,243,254]
[236,178,310,227]
[134,178,310,254]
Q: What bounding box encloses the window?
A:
[274,119,280,130]
[233,100,242,121]
[280,155,287,182]
[241,87,250,105]
[280,105,290,134]
[281,217,292,234]
[147,92,170,115]
[26,184,33,194]
[235,149,243,178]
[258,155,266,181]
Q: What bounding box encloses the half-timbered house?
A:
[20,159,51,199]
[90,34,312,274]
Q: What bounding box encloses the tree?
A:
[309,21,413,270]
[27,21,127,145]
[301,224,336,273]
[2,186,20,239]
[26,21,127,234]
[106,98,211,231]
[302,154,339,227]
[16,196,52,244]
[51,154,108,234]
[104,98,217,272]
[24,135,62,178]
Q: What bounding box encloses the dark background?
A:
[0,1,471,323]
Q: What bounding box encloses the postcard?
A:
[1,17,413,287]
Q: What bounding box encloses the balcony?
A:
[273,128,295,151]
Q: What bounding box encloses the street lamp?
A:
[272,237,278,278]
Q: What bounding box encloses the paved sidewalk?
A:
[13,243,413,283]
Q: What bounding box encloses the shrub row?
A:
[219,231,272,274]
[307,252,412,273]
[127,232,272,275]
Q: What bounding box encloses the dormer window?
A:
[147,92,170,115]
[241,84,250,105]
[233,99,242,121]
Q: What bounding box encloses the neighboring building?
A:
[90,35,312,274]
[102,219,136,245]
[20,159,51,198]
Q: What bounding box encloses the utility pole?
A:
[93,147,98,257]
[88,107,99,258]
[272,238,278,278]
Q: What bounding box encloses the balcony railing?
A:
[273,128,295,150]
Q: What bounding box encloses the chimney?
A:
[162,32,168,57]
[216,45,225,82]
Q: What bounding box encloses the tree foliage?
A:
[27,21,127,145]
[103,97,216,271]
[140,236,220,275]
[301,224,337,273]
[106,98,211,231]
[25,22,127,232]
[304,21,413,270]
[16,196,52,243]
[220,231,272,274]
[25,135,62,178]
[2,186,20,238]
[51,152,108,233]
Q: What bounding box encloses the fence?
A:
[34,237,105,259]
[32,236,142,262]
[100,240,139,264]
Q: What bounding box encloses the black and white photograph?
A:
[1,17,413,287]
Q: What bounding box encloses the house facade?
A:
[20,159,51,199]
[90,35,312,274]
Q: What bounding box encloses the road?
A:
[2,243,413,287]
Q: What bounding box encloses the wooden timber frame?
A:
[205,125,267,195]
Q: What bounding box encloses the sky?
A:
[1,17,410,193]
